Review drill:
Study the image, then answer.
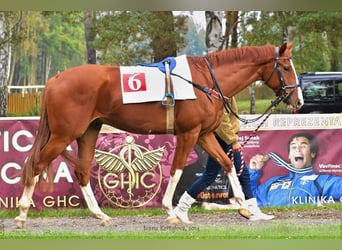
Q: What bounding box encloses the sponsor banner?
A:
[1,114,341,210]
[239,113,342,131]
[0,117,84,210]
[175,114,342,206]
[0,118,194,210]
[239,114,342,178]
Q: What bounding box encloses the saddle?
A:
[139,57,176,133]
[139,57,176,106]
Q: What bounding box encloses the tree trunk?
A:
[249,85,256,114]
[0,16,9,116]
[84,11,97,64]
[330,35,339,71]
[224,11,240,49]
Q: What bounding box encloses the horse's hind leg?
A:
[75,124,111,226]
[15,136,70,228]
[15,176,38,228]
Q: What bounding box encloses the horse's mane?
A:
[205,45,275,66]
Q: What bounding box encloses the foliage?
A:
[3,11,342,116]
[239,11,342,72]
[27,104,41,116]
[0,12,24,49]
[6,11,85,88]
[39,12,86,75]
[91,11,188,65]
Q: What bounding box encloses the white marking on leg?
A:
[80,182,111,224]
[162,169,183,214]
[15,175,39,228]
[227,167,245,204]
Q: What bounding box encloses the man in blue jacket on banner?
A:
[249,132,342,207]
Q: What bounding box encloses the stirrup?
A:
[162,93,175,106]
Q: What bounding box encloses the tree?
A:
[147,11,179,62]
[91,11,187,65]
[38,12,85,80]
[7,11,85,88]
[84,11,96,64]
[295,12,342,71]
[239,11,342,72]
[0,11,23,116]
[223,11,240,49]
[204,11,259,114]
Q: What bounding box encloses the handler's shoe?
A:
[167,191,196,224]
[249,210,275,221]
[239,198,274,221]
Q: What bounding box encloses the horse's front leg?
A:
[198,132,245,204]
[79,182,111,226]
[162,131,199,216]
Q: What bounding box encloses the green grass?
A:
[2,202,340,219]
[2,223,340,239]
[1,204,341,239]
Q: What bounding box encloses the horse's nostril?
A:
[297,101,303,110]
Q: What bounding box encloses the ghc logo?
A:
[95,136,164,208]
[122,73,147,92]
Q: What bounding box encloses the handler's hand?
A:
[232,142,242,152]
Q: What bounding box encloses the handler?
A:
[168,97,274,223]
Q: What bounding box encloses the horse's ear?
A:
[279,42,293,55]
[279,43,287,55]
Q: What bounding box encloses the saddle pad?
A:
[120,55,196,104]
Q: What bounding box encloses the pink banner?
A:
[190,114,342,207]
[1,114,341,210]
[238,114,342,179]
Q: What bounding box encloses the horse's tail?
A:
[21,85,52,188]
[21,78,82,189]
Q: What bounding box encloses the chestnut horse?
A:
[15,43,303,228]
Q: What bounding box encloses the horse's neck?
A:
[210,46,275,97]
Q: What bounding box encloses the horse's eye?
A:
[283,66,291,72]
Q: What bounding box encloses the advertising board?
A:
[1,114,341,210]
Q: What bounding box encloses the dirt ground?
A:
[1,207,341,235]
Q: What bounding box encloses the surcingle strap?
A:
[162,60,175,107]
[139,57,179,134]
[163,60,175,134]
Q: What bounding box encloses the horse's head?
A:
[263,43,304,111]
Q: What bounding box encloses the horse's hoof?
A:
[238,208,251,219]
[100,218,112,227]
[162,205,173,216]
[14,217,26,229]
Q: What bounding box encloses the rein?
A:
[203,56,283,124]
[227,111,271,176]
[202,46,299,124]
[170,69,282,125]
[171,46,299,125]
